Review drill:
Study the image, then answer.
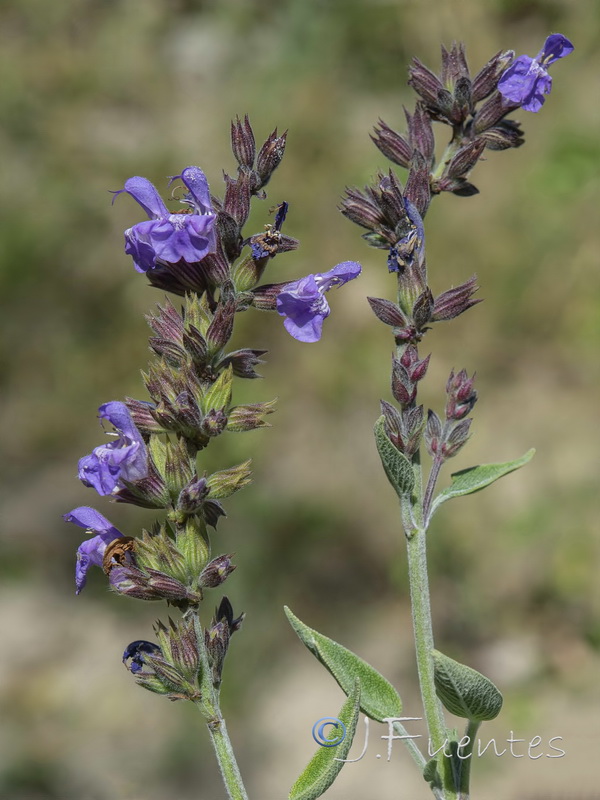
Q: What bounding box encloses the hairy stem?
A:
[398,446,457,799]
[191,608,250,800]
[405,524,446,752]
[406,524,457,799]
[392,720,427,771]
[431,128,463,181]
[458,719,480,798]
[205,716,249,800]
[423,454,444,523]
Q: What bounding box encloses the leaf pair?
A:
[375,413,534,517]
[285,607,402,800]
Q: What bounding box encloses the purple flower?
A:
[498,34,574,112]
[63,506,125,594]
[113,166,217,272]
[78,401,148,496]
[276,261,362,343]
[123,640,162,674]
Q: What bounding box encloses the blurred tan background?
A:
[0,1,598,798]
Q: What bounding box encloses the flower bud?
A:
[473,91,517,134]
[371,119,412,168]
[256,128,287,187]
[177,476,209,515]
[406,104,435,164]
[412,288,434,330]
[200,554,236,588]
[206,292,236,352]
[226,399,277,432]
[432,276,481,321]
[408,57,446,109]
[223,172,251,228]
[340,187,384,230]
[392,358,417,406]
[446,139,487,179]
[404,151,431,216]
[367,297,409,328]
[441,42,470,88]
[217,348,267,379]
[441,418,472,458]
[478,120,524,151]
[472,50,514,103]
[231,114,256,169]
[446,369,477,420]
[424,409,443,457]
[206,460,253,500]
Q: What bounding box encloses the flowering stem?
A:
[431,133,461,181]
[406,521,457,800]
[190,608,250,800]
[205,717,249,800]
[398,445,458,800]
[423,454,444,524]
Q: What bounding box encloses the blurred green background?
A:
[0,0,598,798]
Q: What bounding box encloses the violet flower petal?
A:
[64,506,124,594]
[171,166,213,214]
[276,262,361,343]
[538,33,574,65]
[63,506,121,535]
[78,402,148,496]
[113,176,170,219]
[75,535,108,594]
[499,34,573,112]
[315,260,362,291]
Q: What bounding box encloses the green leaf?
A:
[289,680,360,800]
[285,606,402,722]
[432,649,503,722]
[374,416,415,499]
[422,757,442,788]
[429,448,535,518]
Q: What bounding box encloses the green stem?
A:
[190,609,250,800]
[423,454,444,524]
[400,449,458,800]
[406,526,457,800]
[457,719,480,799]
[431,130,463,181]
[405,525,446,753]
[392,720,427,771]
[205,715,249,800]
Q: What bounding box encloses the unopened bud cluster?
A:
[341,39,559,462]
[425,369,477,460]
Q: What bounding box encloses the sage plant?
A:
[63,120,359,799]
[283,34,573,800]
[64,32,573,800]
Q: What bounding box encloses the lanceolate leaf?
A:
[432,649,503,722]
[374,415,415,498]
[289,681,360,800]
[429,448,535,519]
[285,607,402,722]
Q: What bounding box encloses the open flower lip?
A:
[275,260,362,343]
[63,506,125,594]
[112,166,217,272]
[78,401,148,497]
[498,33,573,112]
